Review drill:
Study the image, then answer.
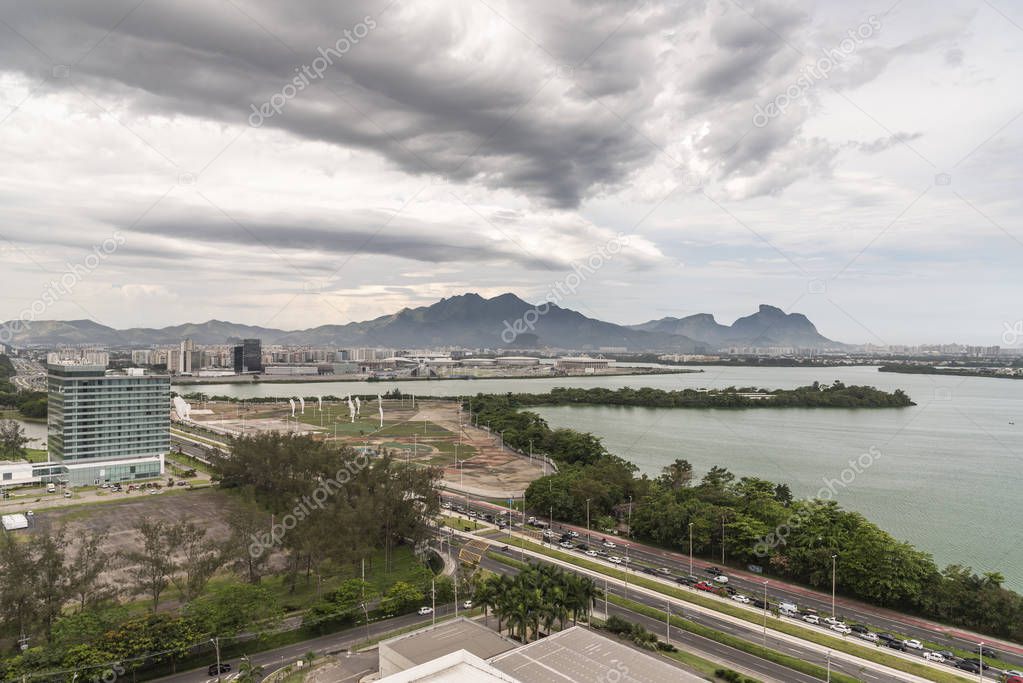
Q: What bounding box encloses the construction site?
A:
[177,397,548,499]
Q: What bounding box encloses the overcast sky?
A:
[0,0,1020,345]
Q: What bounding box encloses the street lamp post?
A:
[688,522,694,577]
[586,498,591,548]
[762,580,769,648]
[831,554,838,619]
[978,642,984,683]
[210,637,222,682]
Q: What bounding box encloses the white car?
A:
[830,623,852,635]
[462,600,473,609]
[923,652,945,663]
[856,631,879,643]
[584,550,598,557]
[608,556,622,564]
[714,575,729,584]
[418,606,434,616]
[559,541,574,549]
[823,616,840,626]
[567,531,579,537]
[802,614,821,625]
[903,639,924,650]
[603,540,616,549]
[731,594,751,604]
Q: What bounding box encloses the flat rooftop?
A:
[489,627,704,683]
[381,618,516,667]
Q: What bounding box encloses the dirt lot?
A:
[185,399,544,497]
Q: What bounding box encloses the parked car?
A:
[883,640,907,651]
[559,541,574,549]
[418,606,434,615]
[903,639,924,651]
[823,616,841,626]
[63,491,72,498]
[695,581,716,592]
[207,663,231,675]
[856,631,879,643]
[608,556,622,564]
[731,594,751,604]
[923,652,945,663]
[802,614,821,625]
[585,550,598,557]
[956,660,981,673]
[830,623,852,635]
[602,540,616,549]
[714,575,729,584]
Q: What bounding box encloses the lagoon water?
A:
[195,366,1023,589]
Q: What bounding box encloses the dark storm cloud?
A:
[0,0,670,208]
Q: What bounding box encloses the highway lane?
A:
[442,492,1023,671]
[458,536,910,683]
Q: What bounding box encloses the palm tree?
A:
[475,579,497,627]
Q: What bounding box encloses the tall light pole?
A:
[762,580,769,647]
[627,496,633,537]
[585,498,591,548]
[688,522,694,577]
[826,649,831,682]
[978,642,984,683]
[831,554,838,619]
[210,637,221,683]
[721,514,726,564]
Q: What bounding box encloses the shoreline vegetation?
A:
[464,389,1023,643]
[497,381,915,409]
[879,363,1023,380]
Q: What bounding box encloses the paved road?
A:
[153,610,445,683]
[466,536,910,683]
[443,493,1022,672]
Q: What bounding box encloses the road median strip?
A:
[485,533,972,683]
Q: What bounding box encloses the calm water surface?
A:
[196,366,1023,589]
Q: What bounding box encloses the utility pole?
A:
[978,642,984,683]
[432,579,436,626]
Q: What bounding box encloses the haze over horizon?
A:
[1,0,1021,346]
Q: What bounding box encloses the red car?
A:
[695,581,716,592]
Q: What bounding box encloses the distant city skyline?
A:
[0,0,1021,345]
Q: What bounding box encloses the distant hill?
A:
[0,295,839,351]
[630,305,839,349]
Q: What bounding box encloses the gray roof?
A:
[381,617,517,666]
[489,627,704,683]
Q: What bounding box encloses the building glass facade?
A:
[47,364,169,484]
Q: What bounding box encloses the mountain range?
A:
[1,293,840,351]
